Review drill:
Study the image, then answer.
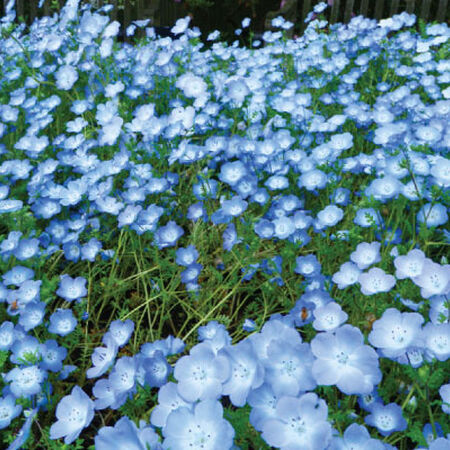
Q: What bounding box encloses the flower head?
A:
[50,386,95,444]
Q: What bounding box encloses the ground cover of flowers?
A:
[0,0,449,448]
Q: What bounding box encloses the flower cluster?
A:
[0,0,449,449]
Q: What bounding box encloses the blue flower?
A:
[50,386,95,444]
[295,254,322,278]
[311,325,382,395]
[394,248,426,279]
[92,379,116,410]
[0,395,22,429]
[263,339,316,397]
[218,340,264,406]
[5,365,46,398]
[162,400,235,450]
[103,319,134,348]
[412,259,449,299]
[368,308,424,359]
[218,161,247,186]
[10,335,41,365]
[2,265,33,286]
[19,301,46,331]
[48,309,77,336]
[151,382,193,429]
[56,275,87,302]
[95,416,161,450]
[55,65,78,90]
[423,322,450,362]
[331,423,385,449]
[13,238,40,261]
[86,333,118,379]
[315,204,344,229]
[175,245,199,266]
[332,261,362,289]
[358,267,396,296]
[0,321,15,351]
[154,221,184,249]
[7,408,37,450]
[261,393,332,449]
[40,340,67,372]
[174,342,230,403]
[222,223,242,251]
[221,196,248,217]
[350,241,382,270]
[142,351,172,388]
[313,302,348,332]
[109,356,137,407]
[180,263,203,284]
[365,402,407,437]
[439,383,450,414]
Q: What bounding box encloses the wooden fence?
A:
[1,0,449,36]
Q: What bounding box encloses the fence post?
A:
[109,0,117,21]
[389,0,400,16]
[344,0,355,22]
[16,0,24,20]
[436,0,448,22]
[29,0,37,24]
[330,0,341,24]
[300,0,311,34]
[359,0,369,17]
[405,0,415,13]
[374,0,384,20]
[419,0,431,21]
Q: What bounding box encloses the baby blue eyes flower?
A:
[180,263,203,284]
[417,203,448,228]
[219,160,247,186]
[358,267,396,296]
[103,319,134,348]
[55,65,78,90]
[394,248,426,279]
[264,340,316,398]
[48,308,77,336]
[162,399,235,450]
[171,15,191,35]
[142,351,172,388]
[0,395,22,429]
[2,265,33,286]
[40,339,67,372]
[439,384,450,414]
[86,333,118,379]
[261,393,332,449]
[412,259,450,299]
[154,221,184,249]
[297,169,328,191]
[56,274,87,302]
[365,402,407,437]
[50,386,95,445]
[332,261,361,289]
[295,254,321,278]
[332,423,385,449]
[95,416,161,450]
[5,365,46,398]
[423,322,450,362]
[350,241,382,270]
[313,302,348,332]
[368,308,424,359]
[311,324,381,395]
[354,207,384,228]
[0,321,15,351]
[174,342,230,403]
[315,204,344,229]
[175,245,199,266]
